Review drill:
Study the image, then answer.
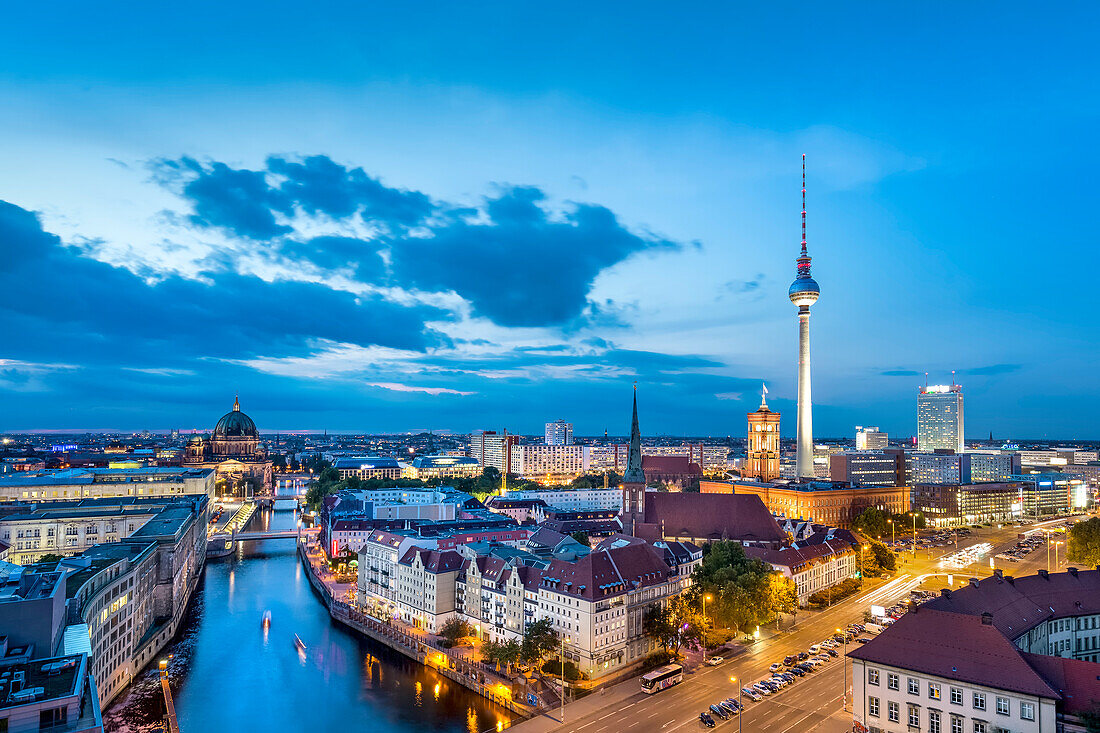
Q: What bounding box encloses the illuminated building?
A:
[719,479,909,529]
[744,385,781,482]
[829,451,903,487]
[181,396,273,497]
[855,426,888,450]
[467,430,518,473]
[917,383,964,452]
[911,481,1032,526]
[544,419,574,446]
[0,466,214,503]
[906,451,972,484]
[400,455,482,480]
[789,155,820,479]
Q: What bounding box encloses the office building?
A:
[829,452,904,488]
[907,451,972,485]
[789,155,820,479]
[333,457,402,481]
[745,386,781,482]
[509,445,589,482]
[970,452,1022,482]
[399,455,482,480]
[855,426,888,450]
[910,482,1031,526]
[0,467,215,504]
[544,420,574,446]
[716,479,909,529]
[917,384,964,453]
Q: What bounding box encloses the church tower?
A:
[745,383,781,482]
[621,385,646,536]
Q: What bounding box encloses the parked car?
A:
[724,698,743,711]
[699,712,715,728]
[707,656,724,666]
[769,663,783,672]
[783,655,797,665]
[825,649,839,658]
[720,701,739,715]
[741,688,762,701]
[797,651,809,661]
[710,704,729,720]
[856,636,872,644]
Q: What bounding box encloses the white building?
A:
[393,548,463,632]
[499,487,622,513]
[0,467,215,503]
[907,452,971,485]
[917,385,964,453]
[467,431,518,473]
[509,445,590,481]
[545,420,574,446]
[746,540,856,604]
[856,427,889,451]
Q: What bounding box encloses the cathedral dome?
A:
[213,397,258,438]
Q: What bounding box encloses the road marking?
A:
[597,712,616,720]
[575,723,594,730]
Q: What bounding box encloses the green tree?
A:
[37,553,63,564]
[439,617,472,643]
[570,531,591,546]
[520,618,559,663]
[691,540,792,632]
[643,594,705,655]
[1068,517,1100,567]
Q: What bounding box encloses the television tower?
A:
[789,155,820,479]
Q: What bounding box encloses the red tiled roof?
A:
[846,608,1061,699]
[1021,652,1100,716]
[642,492,785,544]
[642,455,702,475]
[539,542,673,601]
[398,547,464,573]
[745,540,852,571]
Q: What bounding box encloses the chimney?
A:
[941,588,952,598]
[1068,567,1078,577]
[993,569,1003,580]
[1038,569,1049,579]
[981,612,993,626]
[969,577,980,588]
[1005,575,1015,586]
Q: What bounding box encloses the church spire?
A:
[233,394,240,411]
[623,383,645,484]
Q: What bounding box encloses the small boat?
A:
[294,633,306,651]
[262,611,271,629]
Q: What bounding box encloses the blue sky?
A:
[0,2,1095,438]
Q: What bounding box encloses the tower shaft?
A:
[795,307,814,478]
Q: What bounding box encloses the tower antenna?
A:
[801,153,807,255]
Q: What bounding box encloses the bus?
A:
[641,664,684,694]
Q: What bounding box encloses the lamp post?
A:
[888,518,894,547]
[910,512,918,559]
[730,676,742,733]
[559,634,569,723]
[702,594,712,651]
[1054,540,1064,570]
[859,545,869,587]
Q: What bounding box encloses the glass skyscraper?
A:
[917,385,964,453]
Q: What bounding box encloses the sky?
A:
[0,2,1096,438]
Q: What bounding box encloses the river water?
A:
[103,508,511,733]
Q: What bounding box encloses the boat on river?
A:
[262,611,271,629]
[294,633,306,651]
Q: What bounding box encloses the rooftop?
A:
[0,654,85,711]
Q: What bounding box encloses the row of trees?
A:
[1068,517,1100,567]
[851,507,925,540]
[441,617,562,674]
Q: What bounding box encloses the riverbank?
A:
[297,539,537,721]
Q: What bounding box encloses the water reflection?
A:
[103,509,511,733]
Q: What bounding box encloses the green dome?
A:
[213,397,258,438]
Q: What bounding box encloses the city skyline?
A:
[1,4,1096,438]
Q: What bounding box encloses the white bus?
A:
[641,664,684,694]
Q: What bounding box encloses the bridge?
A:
[208,527,318,542]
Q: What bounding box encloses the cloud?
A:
[0,200,450,370]
[154,155,681,328]
[366,382,476,396]
[715,392,743,400]
[880,369,922,377]
[962,364,1022,376]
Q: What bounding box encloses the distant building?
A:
[970,452,1022,482]
[181,396,272,496]
[509,444,589,482]
[855,426,888,450]
[588,444,729,475]
[917,384,964,453]
[745,389,781,482]
[641,455,702,490]
[829,451,903,487]
[910,482,1032,526]
[400,455,481,480]
[467,430,518,473]
[907,451,972,484]
[498,486,622,513]
[334,457,401,481]
[715,479,909,529]
[0,466,214,504]
[544,420,574,446]
[745,540,856,604]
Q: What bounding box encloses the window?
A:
[973,692,986,711]
[929,682,941,700]
[888,672,899,690]
[39,708,67,729]
[1020,702,1034,721]
[868,668,880,685]
[909,677,920,695]
[995,697,1009,715]
[973,722,987,733]
[908,704,920,727]
[888,701,900,723]
[929,709,941,733]
[869,696,880,717]
[950,686,963,705]
[950,716,963,733]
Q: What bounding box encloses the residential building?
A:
[0,467,215,504]
[907,451,972,485]
[393,548,464,632]
[498,487,622,513]
[400,455,482,480]
[745,540,856,604]
[544,420,574,446]
[855,426,888,451]
[509,445,589,482]
[467,431,518,473]
[588,444,729,475]
[917,384,964,453]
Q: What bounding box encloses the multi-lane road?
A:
[517,515,1088,733]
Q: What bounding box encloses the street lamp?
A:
[730,676,742,733]
[887,518,894,546]
[837,628,849,712]
[702,594,712,650]
[859,545,869,586]
[910,511,918,559]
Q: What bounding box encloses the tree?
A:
[1067,517,1100,567]
[570,531,591,547]
[439,618,472,643]
[520,618,558,663]
[38,553,63,564]
[644,594,705,656]
[865,541,897,575]
[690,540,793,632]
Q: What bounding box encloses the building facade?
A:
[544,420,574,446]
[856,426,889,451]
[0,467,215,504]
[181,397,272,496]
[725,480,909,529]
[745,391,781,482]
[917,385,964,453]
[467,431,518,473]
[829,452,903,488]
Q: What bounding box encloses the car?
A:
[769,663,783,672]
[752,683,772,696]
[710,704,729,720]
[832,634,845,643]
[797,651,809,661]
[825,649,839,658]
[741,687,762,701]
[725,698,743,710]
[707,656,724,666]
[808,644,821,654]
[783,655,797,665]
[720,702,739,715]
[778,673,795,683]
[699,713,716,728]
[857,636,872,644]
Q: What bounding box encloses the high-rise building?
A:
[907,451,972,484]
[917,384,964,453]
[789,155,820,479]
[467,430,517,473]
[745,384,781,482]
[544,419,574,445]
[855,426,888,450]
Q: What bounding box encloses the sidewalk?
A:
[509,671,647,733]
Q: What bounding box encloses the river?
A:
[103,508,512,733]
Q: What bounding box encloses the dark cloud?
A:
[0,200,448,370]
[156,155,679,328]
[962,364,1021,376]
[880,369,922,377]
[388,187,678,326]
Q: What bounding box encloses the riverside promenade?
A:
[296,538,539,720]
